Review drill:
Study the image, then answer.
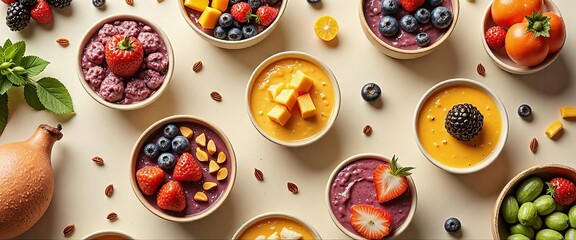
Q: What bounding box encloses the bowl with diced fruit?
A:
[359,0,460,59]
[481,0,565,74]
[246,51,341,147]
[232,212,322,239]
[179,0,287,49]
[493,164,576,239]
[129,115,236,222]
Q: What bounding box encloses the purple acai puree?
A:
[329,158,413,237]
[364,0,453,50]
[135,121,233,217]
[81,20,169,104]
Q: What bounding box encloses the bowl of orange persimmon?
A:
[481,0,565,74]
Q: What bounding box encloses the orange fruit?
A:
[314,16,339,41]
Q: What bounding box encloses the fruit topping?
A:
[545,120,563,139]
[227,27,243,40]
[209,160,220,173]
[179,126,194,138]
[547,177,576,206]
[196,147,209,162]
[184,0,208,12]
[214,26,227,39]
[517,104,532,119]
[231,2,254,23]
[218,12,234,28]
[46,0,71,8]
[378,16,399,37]
[444,217,461,233]
[561,107,576,119]
[280,227,303,240]
[1,0,16,4]
[242,24,258,39]
[361,83,382,102]
[136,166,165,196]
[398,0,423,13]
[485,25,507,50]
[416,32,430,47]
[195,133,206,147]
[373,155,414,203]
[381,0,399,15]
[247,0,261,9]
[217,151,227,164]
[143,143,159,158]
[217,167,229,181]
[163,124,179,139]
[30,0,52,24]
[207,139,217,155]
[430,6,452,29]
[414,8,430,24]
[211,0,228,12]
[198,6,222,29]
[104,35,144,78]
[193,191,208,202]
[296,93,317,119]
[173,152,203,182]
[156,136,171,152]
[314,15,339,41]
[267,105,291,126]
[92,0,105,8]
[255,5,278,27]
[444,103,484,142]
[171,136,190,153]
[203,181,218,191]
[157,181,186,212]
[157,152,176,169]
[6,2,31,31]
[426,0,441,7]
[400,14,418,33]
[349,204,392,239]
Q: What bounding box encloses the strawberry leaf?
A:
[20,56,49,77]
[24,84,45,111]
[36,77,74,114]
[7,71,25,86]
[0,76,11,95]
[0,93,7,136]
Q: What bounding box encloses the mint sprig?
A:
[0,39,75,135]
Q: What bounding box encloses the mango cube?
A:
[198,7,221,30]
[297,93,317,119]
[184,0,209,12]
[545,120,563,139]
[560,107,576,119]
[267,83,285,99]
[289,70,314,94]
[267,105,292,126]
[274,89,297,110]
[211,0,229,12]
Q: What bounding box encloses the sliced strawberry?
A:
[136,165,165,196]
[547,177,576,206]
[30,0,52,24]
[173,152,203,182]
[373,155,414,203]
[157,181,186,212]
[256,5,278,27]
[350,204,392,239]
[398,0,424,12]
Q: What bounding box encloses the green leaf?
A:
[3,41,25,63]
[36,77,74,114]
[7,71,25,86]
[0,76,11,95]
[24,84,45,110]
[20,56,49,77]
[0,93,7,136]
[3,39,12,50]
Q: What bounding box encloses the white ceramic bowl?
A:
[77,14,174,111]
[245,51,341,147]
[179,0,287,49]
[232,212,322,239]
[129,115,236,222]
[481,0,564,74]
[82,230,133,239]
[413,78,509,174]
[359,0,460,59]
[326,153,417,239]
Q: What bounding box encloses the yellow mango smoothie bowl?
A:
[414,79,509,174]
[246,51,341,147]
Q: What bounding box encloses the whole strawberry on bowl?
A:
[326,153,417,239]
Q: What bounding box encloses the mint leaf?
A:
[3,39,12,50]
[0,76,11,95]
[36,77,74,114]
[7,71,25,86]
[0,93,7,135]
[24,84,45,110]
[20,56,49,77]
[3,41,25,63]
[0,51,4,62]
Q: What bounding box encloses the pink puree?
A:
[364,0,453,50]
[329,158,412,237]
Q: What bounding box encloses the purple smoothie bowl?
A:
[77,14,174,111]
[326,153,417,239]
[130,115,237,222]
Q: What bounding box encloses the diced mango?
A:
[289,70,314,94]
[545,120,563,139]
[297,93,317,119]
[198,7,221,30]
[267,83,285,99]
[211,0,229,12]
[184,0,209,12]
[267,105,292,126]
[274,89,297,110]
[560,107,576,119]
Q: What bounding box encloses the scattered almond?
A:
[207,139,217,155]
[477,63,486,76]
[203,181,218,191]
[217,167,228,181]
[56,38,69,47]
[180,126,194,139]
[196,147,208,162]
[92,156,104,165]
[107,212,118,222]
[363,125,372,135]
[193,61,203,72]
[530,137,538,153]
[125,0,133,6]
[105,184,114,197]
[211,91,222,102]
[157,0,163,2]
[209,160,220,173]
[217,151,227,164]
[63,224,75,237]
[254,168,264,181]
[194,191,208,202]
[195,133,206,147]
[287,182,299,194]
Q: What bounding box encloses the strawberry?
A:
[547,177,576,206]
[398,0,424,12]
[136,165,165,196]
[104,34,143,78]
[256,6,278,27]
[230,2,255,23]
[485,25,507,50]
[30,0,52,24]
[156,181,186,212]
[350,204,392,239]
[373,155,414,203]
[173,152,203,182]
[1,0,15,4]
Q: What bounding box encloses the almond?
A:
[195,133,206,147]
[92,156,104,165]
[196,147,208,162]
[217,151,227,164]
[193,61,203,72]
[209,160,220,173]
[363,125,372,135]
[107,212,118,222]
[477,63,486,77]
[104,184,114,197]
[194,192,208,202]
[530,137,538,153]
[210,91,222,102]
[203,182,218,191]
[56,38,69,47]
[287,182,298,194]
[254,168,264,181]
[207,139,216,155]
[125,0,133,6]
[217,167,228,181]
[63,224,75,237]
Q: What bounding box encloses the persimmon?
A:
[491,0,542,28]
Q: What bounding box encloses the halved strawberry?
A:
[173,152,203,182]
[135,165,164,196]
[373,155,414,203]
[350,204,392,239]
[157,180,186,212]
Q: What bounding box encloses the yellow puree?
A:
[238,217,316,239]
[250,58,335,141]
[417,85,502,168]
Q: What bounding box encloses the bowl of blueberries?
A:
[179,0,288,49]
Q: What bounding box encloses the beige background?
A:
[1,0,575,238]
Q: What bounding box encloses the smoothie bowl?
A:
[179,0,287,49]
[82,230,133,240]
[77,14,174,111]
[414,79,509,174]
[246,51,341,147]
[130,115,236,222]
[359,0,460,59]
[232,212,322,239]
[326,153,417,239]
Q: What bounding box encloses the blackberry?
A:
[46,0,71,8]
[444,103,484,142]
[19,0,37,6]
[6,1,31,31]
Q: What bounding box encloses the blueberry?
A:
[361,83,382,102]
[427,0,442,7]
[266,0,280,5]
[92,0,105,8]
[431,6,452,29]
[518,104,532,118]
[381,0,399,15]
[218,13,233,28]
[229,0,242,5]
[444,217,461,233]
[416,32,431,47]
[163,124,178,139]
[157,152,176,170]
[232,20,243,29]
[156,136,171,152]
[307,0,321,4]
[414,8,430,24]
[242,24,258,39]
[227,27,243,41]
[171,136,190,154]
[400,14,418,33]
[248,0,261,9]
[214,26,227,40]
[143,143,159,158]
[378,16,399,37]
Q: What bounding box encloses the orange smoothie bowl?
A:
[413,79,509,174]
[82,230,133,240]
[246,51,341,147]
[232,212,321,239]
